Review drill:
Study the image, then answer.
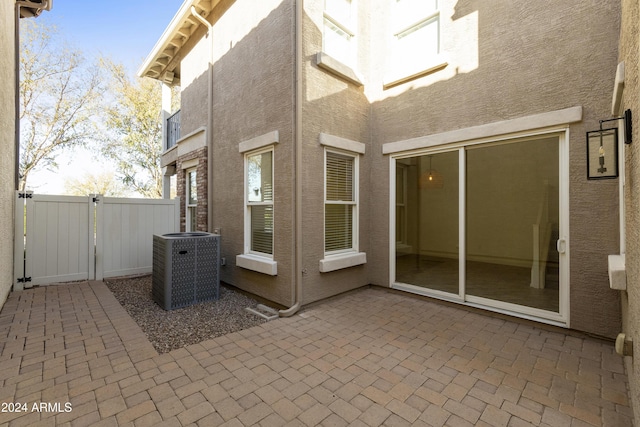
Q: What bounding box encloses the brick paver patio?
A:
[0,281,633,426]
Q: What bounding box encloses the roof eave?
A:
[138,0,214,83]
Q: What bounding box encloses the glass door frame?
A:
[389,129,570,327]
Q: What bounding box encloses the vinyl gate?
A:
[14,192,179,290]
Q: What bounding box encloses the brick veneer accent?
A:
[176,147,208,232]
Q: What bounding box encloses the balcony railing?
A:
[166,109,181,151]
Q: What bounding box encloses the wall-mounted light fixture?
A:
[586,109,632,180]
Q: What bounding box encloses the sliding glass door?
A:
[393,133,565,321]
[465,138,559,312]
[395,151,459,296]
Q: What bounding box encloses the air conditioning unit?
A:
[152,232,220,310]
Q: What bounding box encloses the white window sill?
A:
[237,254,277,276]
[316,52,363,87]
[383,59,448,90]
[608,254,626,290]
[319,252,366,273]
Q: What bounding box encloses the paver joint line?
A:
[0,282,633,427]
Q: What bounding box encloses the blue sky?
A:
[27,1,184,194]
[42,0,183,72]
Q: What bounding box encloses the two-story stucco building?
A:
[139,0,623,341]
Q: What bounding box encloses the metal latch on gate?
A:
[17,277,32,283]
[18,193,33,199]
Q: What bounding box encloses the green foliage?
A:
[100,59,166,199]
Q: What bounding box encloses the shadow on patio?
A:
[0,281,633,426]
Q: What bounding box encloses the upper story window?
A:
[323,0,357,67]
[386,0,443,86]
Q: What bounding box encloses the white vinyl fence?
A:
[14,192,179,290]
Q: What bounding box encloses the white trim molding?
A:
[612,62,625,115]
[181,158,199,170]
[319,133,366,154]
[320,252,366,273]
[236,254,278,276]
[608,254,626,290]
[382,106,582,154]
[383,59,448,90]
[316,52,364,87]
[239,131,280,154]
[178,127,207,158]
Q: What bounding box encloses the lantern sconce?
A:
[586,109,632,180]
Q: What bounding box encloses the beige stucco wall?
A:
[177,0,622,334]
[618,0,640,417]
[0,3,16,310]
[178,0,296,305]
[179,33,209,137]
[367,0,621,338]
[299,0,373,304]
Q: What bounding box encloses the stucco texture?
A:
[175,0,623,337]
[299,0,372,304]
[366,0,622,338]
[179,0,296,306]
[619,0,640,418]
[0,2,16,311]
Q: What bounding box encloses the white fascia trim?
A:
[138,0,197,77]
[319,252,366,273]
[239,131,280,153]
[319,133,366,154]
[236,254,278,276]
[382,106,583,154]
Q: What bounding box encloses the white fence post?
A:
[92,194,103,281]
[23,191,35,289]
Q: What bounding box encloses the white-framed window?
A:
[323,0,357,67]
[324,150,358,255]
[388,0,441,82]
[245,148,274,257]
[186,168,197,232]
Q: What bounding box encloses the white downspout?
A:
[161,83,172,199]
[190,6,214,232]
[279,0,303,317]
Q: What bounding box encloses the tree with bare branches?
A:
[100,59,169,199]
[63,171,130,197]
[19,19,104,191]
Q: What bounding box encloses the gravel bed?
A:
[105,275,268,354]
